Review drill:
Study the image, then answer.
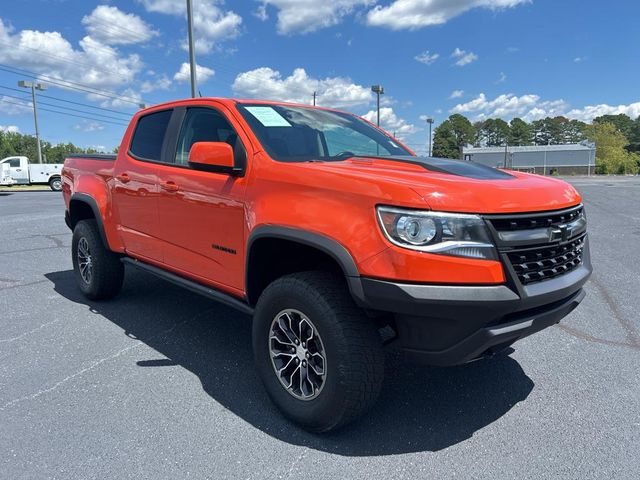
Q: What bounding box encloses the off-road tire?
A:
[72,219,124,300]
[253,271,384,432]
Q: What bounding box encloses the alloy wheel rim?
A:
[269,309,327,401]
[52,180,61,190]
[77,237,93,284]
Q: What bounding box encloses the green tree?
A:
[475,118,510,146]
[508,118,533,145]
[629,116,640,154]
[0,131,104,163]
[584,122,639,174]
[593,114,634,138]
[433,114,475,159]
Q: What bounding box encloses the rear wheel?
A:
[49,177,62,191]
[253,271,384,432]
[72,220,124,300]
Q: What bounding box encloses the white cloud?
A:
[0,18,143,98]
[174,62,215,83]
[232,67,372,108]
[362,107,419,138]
[0,95,32,115]
[0,125,20,133]
[82,6,158,45]
[496,72,507,83]
[254,4,269,21]
[449,92,640,122]
[74,121,105,132]
[565,102,640,122]
[506,46,519,53]
[138,0,241,53]
[140,75,172,93]
[573,56,587,63]
[258,0,372,34]
[449,89,464,99]
[451,93,561,120]
[414,51,439,65]
[95,88,144,109]
[451,47,478,66]
[367,0,530,30]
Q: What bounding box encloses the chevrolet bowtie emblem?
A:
[549,224,572,242]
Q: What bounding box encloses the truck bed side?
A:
[62,154,123,252]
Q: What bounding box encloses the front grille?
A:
[490,205,584,231]
[506,234,586,285]
[485,205,587,285]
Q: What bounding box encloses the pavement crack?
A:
[557,275,640,351]
[0,319,60,343]
[0,309,214,411]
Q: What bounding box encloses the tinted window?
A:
[236,104,411,162]
[175,108,237,165]
[8,158,21,167]
[130,110,172,161]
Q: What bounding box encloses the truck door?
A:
[155,105,249,295]
[112,109,172,262]
[3,157,29,184]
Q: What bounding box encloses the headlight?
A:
[376,206,497,260]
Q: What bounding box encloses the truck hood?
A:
[308,155,582,214]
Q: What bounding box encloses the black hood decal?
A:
[378,155,515,180]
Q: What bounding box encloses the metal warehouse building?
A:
[462,144,596,175]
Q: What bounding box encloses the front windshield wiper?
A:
[329,151,356,161]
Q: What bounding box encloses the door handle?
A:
[116,173,131,184]
[161,181,179,192]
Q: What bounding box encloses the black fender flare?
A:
[246,225,366,306]
[68,193,111,250]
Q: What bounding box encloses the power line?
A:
[0,86,131,116]
[0,41,141,88]
[0,92,131,122]
[0,64,143,106]
[0,98,129,126]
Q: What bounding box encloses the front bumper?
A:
[353,237,592,366]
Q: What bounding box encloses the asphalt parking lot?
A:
[1,176,639,480]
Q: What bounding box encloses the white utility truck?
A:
[0,156,63,191]
[1,162,15,187]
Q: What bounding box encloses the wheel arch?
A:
[67,193,111,250]
[246,226,365,307]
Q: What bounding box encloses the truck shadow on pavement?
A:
[46,268,534,456]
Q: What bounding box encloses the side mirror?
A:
[188,142,239,175]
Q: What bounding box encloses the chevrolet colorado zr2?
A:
[62,98,592,432]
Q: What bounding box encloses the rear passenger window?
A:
[129,110,172,162]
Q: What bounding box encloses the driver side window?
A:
[175,108,238,165]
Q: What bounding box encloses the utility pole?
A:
[18,80,46,164]
[312,91,317,106]
[186,0,198,98]
[371,85,384,127]
[425,117,434,156]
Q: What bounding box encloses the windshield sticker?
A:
[245,106,292,127]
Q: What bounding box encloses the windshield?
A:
[236,103,412,162]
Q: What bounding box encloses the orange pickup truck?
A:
[62,98,591,431]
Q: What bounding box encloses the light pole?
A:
[371,85,384,127]
[186,0,198,98]
[425,117,434,156]
[18,80,47,164]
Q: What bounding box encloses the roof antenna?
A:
[198,90,203,97]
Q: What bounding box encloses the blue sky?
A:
[0,0,639,153]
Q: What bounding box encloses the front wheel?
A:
[253,271,384,432]
[49,177,62,191]
[72,220,124,300]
